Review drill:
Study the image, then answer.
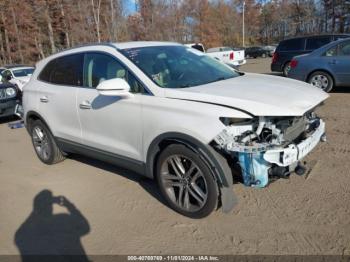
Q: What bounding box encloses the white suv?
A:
[23,42,328,218]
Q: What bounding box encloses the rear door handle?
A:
[79,101,92,110]
[329,60,338,65]
[40,96,49,103]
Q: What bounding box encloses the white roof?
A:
[10,66,34,71]
[113,41,181,50]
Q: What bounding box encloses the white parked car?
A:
[185,43,246,68]
[1,66,34,91]
[23,42,328,218]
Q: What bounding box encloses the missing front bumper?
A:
[220,119,326,188]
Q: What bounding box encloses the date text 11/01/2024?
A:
[127,256,219,261]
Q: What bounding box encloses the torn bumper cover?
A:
[214,115,326,188]
[264,120,325,167]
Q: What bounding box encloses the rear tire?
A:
[283,62,291,77]
[30,120,65,165]
[156,144,218,218]
[308,71,334,92]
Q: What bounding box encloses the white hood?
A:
[164,73,329,116]
[16,76,31,83]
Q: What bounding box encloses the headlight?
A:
[5,87,16,97]
[219,117,254,126]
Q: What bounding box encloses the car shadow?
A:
[263,72,284,77]
[0,115,20,125]
[14,190,90,262]
[68,154,168,207]
[331,86,350,93]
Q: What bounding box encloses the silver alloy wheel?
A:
[310,74,329,90]
[32,126,51,161]
[160,155,208,212]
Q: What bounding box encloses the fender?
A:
[25,111,52,134]
[146,132,237,213]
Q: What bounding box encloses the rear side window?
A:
[278,38,304,51]
[306,37,331,50]
[39,54,83,86]
[338,41,350,56]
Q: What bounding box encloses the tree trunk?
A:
[91,0,101,43]
[44,3,56,54]
[0,10,12,64]
[58,0,70,47]
[11,4,24,64]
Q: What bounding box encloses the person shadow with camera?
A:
[15,190,90,262]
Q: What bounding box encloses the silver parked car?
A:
[288,38,350,92]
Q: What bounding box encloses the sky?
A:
[124,0,137,14]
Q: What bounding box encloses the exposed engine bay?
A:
[214,111,326,188]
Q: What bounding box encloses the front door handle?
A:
[79,101,92,110]
[40,96,49,103]
[329,59,338,65]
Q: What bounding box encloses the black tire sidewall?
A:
[308,71,334,92]
[30,120,57,165]
[156,144,218,218]
[283,62,291,77]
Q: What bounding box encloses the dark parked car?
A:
[271,34,350,76]
[0,83,21,118]
[288,38,350,92]
[245,46,270,58]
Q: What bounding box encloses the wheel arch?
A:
[146,132,236,213]
[25,111,52,134]
[306,69,336,86]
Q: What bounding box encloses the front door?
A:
[77,52,143,161]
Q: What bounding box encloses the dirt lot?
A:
[0,58,349,256]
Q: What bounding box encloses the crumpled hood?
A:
[164,73,329,116]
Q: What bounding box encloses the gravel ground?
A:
[0,58,349,256]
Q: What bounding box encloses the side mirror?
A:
[6,75,12,81]
[96,78,132,97]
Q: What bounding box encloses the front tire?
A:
[308,71,334,92]
[156,144,218,218]
[30,120,65,165]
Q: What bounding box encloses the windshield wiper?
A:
[207,76,227,84]
[178,84,192,88]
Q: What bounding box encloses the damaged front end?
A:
[213,111,326,188]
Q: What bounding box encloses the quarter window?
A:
[325,46,337,57]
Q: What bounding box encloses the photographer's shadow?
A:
[14,190,90,261]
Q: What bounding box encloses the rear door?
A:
[328,41,350,85]
[37,53,83,143]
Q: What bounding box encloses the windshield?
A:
[121,46,240,88]
[12,68,34,77]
